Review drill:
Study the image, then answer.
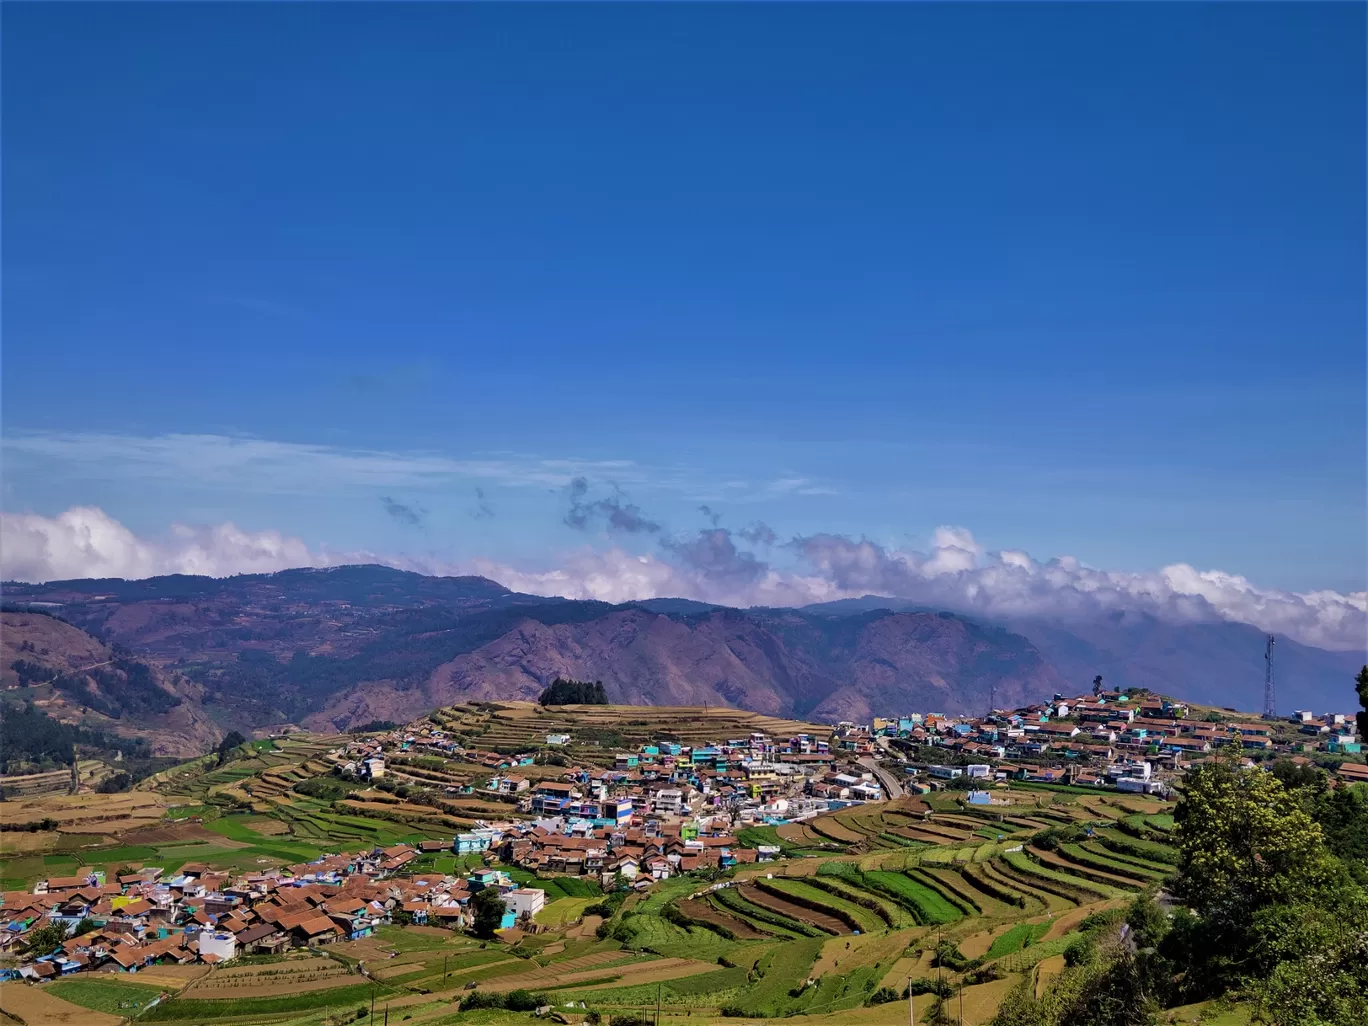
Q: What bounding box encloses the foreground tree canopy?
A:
[991,748,1368,1026]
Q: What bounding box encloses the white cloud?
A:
[2,506,1363,652]
[0,506,336,582]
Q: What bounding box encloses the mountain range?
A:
[3,564,1362,751]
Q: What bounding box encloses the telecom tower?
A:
[1263,635,1277,719]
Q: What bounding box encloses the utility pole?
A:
[1263,635,1277,719]
[958,975,964,1026]
[937,926,943,994]
[908,974,916,1026]
[656,981,662,1026]
[370,984,375,1024]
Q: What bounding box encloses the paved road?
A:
[858,755,904,800]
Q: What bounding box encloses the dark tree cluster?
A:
[9,659,51,686]
[351,719,397,733]
[538,678,608,706]
[52,657,180,720]
[0,698,149,773]
[215,730,248,766]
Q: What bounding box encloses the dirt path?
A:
[0,983,122,1026]
[1035,955,1066,998]
[960,923,1016,959]
[1040,899,1123,942]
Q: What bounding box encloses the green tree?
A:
[24,923,67,955]
[1314,782,1368,880]
[1356,665,1368,743]
[471,886,505,939]
[1174,760,1336,918]
[215,730,247,766]
[1268,758,1325,793]
[1255,884,1368,1026]
[538,678,608,706]
[1169,759,1347,998]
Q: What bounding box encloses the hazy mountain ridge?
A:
[4,565,1362,739]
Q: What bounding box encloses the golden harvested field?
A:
[959,922,1018,959]
[1036,954,1067,997]
[0,982,122,1026]
[960,974,1028,1024]
[812,929,914,980]
[0,830,59,854]
[0,791,165,834]
[440,700,833,749]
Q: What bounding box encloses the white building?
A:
[654,789,684,815]
[503,887,546,920]
[199,930,237,961]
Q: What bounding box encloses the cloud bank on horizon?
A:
[4,505,1364,653]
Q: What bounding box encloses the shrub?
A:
[1078,906,1126,932]
[932,939,981,972]
[504,989,547,1011]
[1033,825,1087,851]
[1064,932,1097,967]
[868,986,901,1005]
[96,772,132,793]
[458,990,503,1010]
[964,964,1004,986]
[905,976,954,998]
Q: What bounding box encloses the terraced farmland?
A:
[2,698,1194,1026]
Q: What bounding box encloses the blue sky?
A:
[3,3,1364,598]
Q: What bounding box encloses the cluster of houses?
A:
[335,725,877,842]
[1,841,590,982]
[857,688,1365,793]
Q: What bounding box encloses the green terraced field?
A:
[864,869,963,923]
[1002,851,1125,900]
[986,921,1051,959]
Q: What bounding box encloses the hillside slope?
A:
[0,611,219,756]
[301,607,1065,731]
